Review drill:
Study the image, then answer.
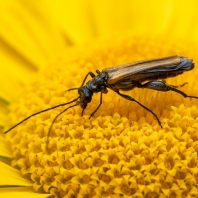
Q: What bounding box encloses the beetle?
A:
[4,56,198,140]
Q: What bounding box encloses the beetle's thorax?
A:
[77,71,108,109]
[86,72,108,93]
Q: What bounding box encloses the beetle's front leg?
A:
[67,72,96,91]
[139,81,198,99]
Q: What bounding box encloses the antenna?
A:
[4,97,80,134]
[46,102,79,150]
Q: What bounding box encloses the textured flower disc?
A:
[6,37,198,198]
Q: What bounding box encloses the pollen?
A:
[6,37,198,197]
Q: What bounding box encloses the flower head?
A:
[4,36,198,197]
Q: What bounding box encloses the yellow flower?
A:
[1,1,198,198]
[3,37,198,197]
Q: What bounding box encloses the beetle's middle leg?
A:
[89,91,103,119]
[116,91,162,127]
[139,80,198,99]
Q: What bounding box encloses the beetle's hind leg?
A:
[160,80,186,88]
[116,91,162,127]
[176,82,188,88]
[139,80,198,99]
[166,82,188,88]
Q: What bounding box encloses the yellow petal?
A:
[0,161,32,186]
[0,187,50,198]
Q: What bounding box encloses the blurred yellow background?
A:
[0,0,198,125]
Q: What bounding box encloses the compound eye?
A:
[84,95,92,103]
[80,101,87,109]
[78,86,93,104]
